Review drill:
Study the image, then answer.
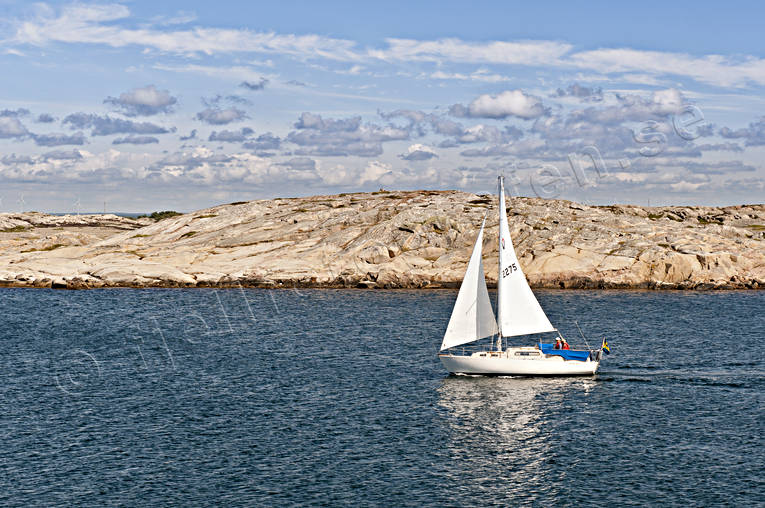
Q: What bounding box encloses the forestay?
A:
[496,177,555,338]
[440,216,498,350]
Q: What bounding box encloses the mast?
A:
[496,176,505,350]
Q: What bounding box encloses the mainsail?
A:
[440,216,498,350]
[496,177,555,337]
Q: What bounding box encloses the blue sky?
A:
[0,1,764,212]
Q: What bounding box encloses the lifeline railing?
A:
[440,342,597,356]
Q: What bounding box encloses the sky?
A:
[0,1,764,212]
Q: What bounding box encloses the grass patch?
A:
[194,214,218,219]
[1,225,28,233]
[745,224,765,230]
[131,233,150,238]
[137,211,183,221]
[180,231,197,238]
[697,216,723,225]
[647,213,664,220]
[658,243,670,248]
[598,205,623,214]
[295,208,309,213]
[228,201,248,206]
[606,241,626,256]
[22,243,65,253]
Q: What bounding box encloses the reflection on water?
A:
[437,376,599,503]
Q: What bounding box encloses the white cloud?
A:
[33,131,86,146]
[569,48,765,88]
[649,88,683,115]
[152,11,197,26]
[13,3,360,60]
[399,144,438,161]
[428,69,511,83]
[0,116,29,138]
[454,89,548,119]
[358,161,393,185]
[195,108,247,125]
[104,85,177,116]
[372,38,572,65]
[719,116,765,146]
[154,63,278,83]
[150,147,282,184]
[0,148,154,182]
[313,164,347,186]
[12,5,765,88]
[287,113,409,157]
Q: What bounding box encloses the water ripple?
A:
[0,288,762,506]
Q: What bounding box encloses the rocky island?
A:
[0,190,763,290]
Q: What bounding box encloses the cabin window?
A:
[515,351,540,356]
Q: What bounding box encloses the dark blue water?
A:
[0,288,762,506]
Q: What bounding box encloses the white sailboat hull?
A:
[439,348,600,376]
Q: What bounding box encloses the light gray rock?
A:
[0,191,763,289]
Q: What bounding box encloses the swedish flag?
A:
[602,339,610,355]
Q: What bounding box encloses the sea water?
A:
[0,288,762,506]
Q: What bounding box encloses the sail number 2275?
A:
[502,263,518,278]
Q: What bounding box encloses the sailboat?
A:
[438,176,607,376]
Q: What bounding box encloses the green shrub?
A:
[136,211,183,221]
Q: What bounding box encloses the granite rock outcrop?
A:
[0,191,762,290]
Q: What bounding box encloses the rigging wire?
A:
[574,320,592,349]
